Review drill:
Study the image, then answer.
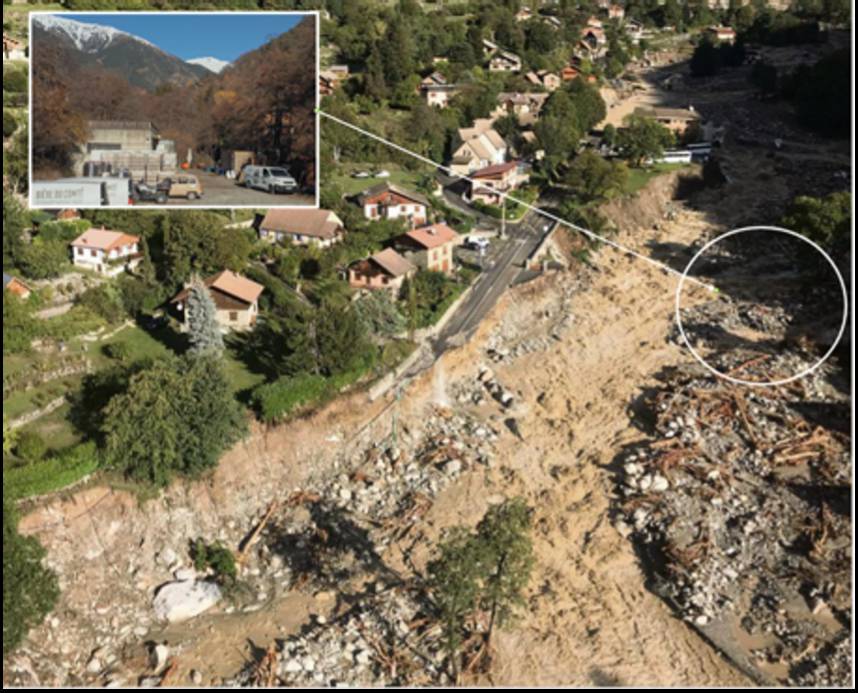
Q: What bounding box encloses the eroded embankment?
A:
[7,168,772,688]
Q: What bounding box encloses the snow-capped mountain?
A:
[32,14,211,91]
[33,14,157,54]
[187,56,231,74]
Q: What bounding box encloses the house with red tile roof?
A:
[3,273,32,299]
[468,161,528,205]
[348,248,415,294]
[170,270,264,332]
[358,182,429,228]
[70,227,141,276]
[393,223,459,275]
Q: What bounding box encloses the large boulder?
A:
[152,580,221,623]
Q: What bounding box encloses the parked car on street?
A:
[373,169,390,178]
[351,170,371,178]
[244,166,298,194]
[465,235,490,251]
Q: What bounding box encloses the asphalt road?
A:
[433,209,552,354]
[133,170,315,208]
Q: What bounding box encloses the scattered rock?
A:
[152,580,222,624]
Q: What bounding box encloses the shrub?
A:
[3,491,60,653]
[4,442,100,500]
[15,240,70,280]
[15,431,47,464]
[36,219,90,243]
[2,67,27,94]
[77,284,126,324]
[251,367,367,424]
[190,538,237,587]
[102,341,131,361]
[252,372,332,423]
[116,274,167,316]
[3,110,18,137]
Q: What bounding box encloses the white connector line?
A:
[318,108,717,292]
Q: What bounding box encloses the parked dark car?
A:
[131,181,168,204]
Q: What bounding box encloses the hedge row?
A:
[251,368,366,424]
[5,442,100,500]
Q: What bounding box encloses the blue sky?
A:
[63,13,310,62]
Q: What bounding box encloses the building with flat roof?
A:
[78,120,176,182]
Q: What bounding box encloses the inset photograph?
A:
[29,11,318,208]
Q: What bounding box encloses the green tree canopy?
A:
[562,150,629,204]
[616,114,675,167]
[781,192,851,251]
[102,354,246,487]
[427,497,534,680]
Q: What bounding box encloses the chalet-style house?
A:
[70,227,141,277]
[393,223,459,275]
[358,182,429,228]
[607,4,625,20]
[489,50,522,73]
[3,273,32,299]
[258,208,345,248]
[3,34,25,61]
[319,64,349,95]
[525,70,561,91]
[494,92,550,126]
[633,106,701,136]
[348,248,415,294]
[514,7,533,22]
[706,26,737,44]
[451,120,508,176]
[482,38,499,56]
[469,162,529,206]
[562,64,582,81]
[170,270,263,333]
[581,25,607,48]
[419,71,460,107]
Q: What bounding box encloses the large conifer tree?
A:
[186,276,224,356]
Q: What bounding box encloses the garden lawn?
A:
[622,163,691,196]
[329,165,428,197]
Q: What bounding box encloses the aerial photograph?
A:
[28,11,317,207]
[2,0,853,689]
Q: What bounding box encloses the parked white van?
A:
[244,166,298,194]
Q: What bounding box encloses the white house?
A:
[357,182,429,228]
[420,72,460,107]
[451,121,508,176]
[489,50,522,72]
[70,227,141,276]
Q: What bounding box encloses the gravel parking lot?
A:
[134,170,316,208]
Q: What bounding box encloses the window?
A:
[90,249,97,257]
[229,311,238,322]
